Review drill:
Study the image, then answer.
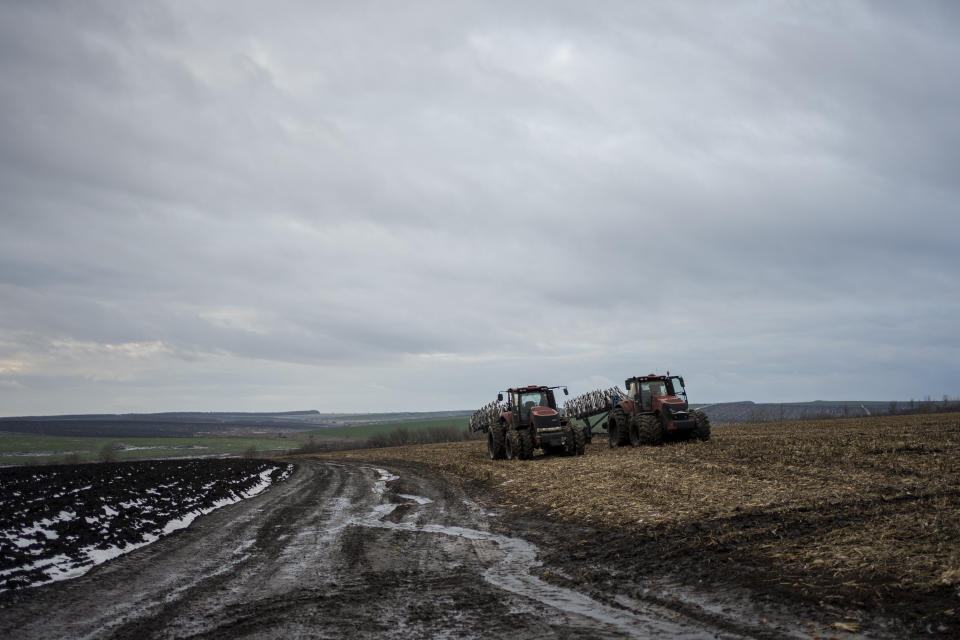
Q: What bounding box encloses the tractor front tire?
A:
[487,423,506,459]
[628,416,641,446]
[692,410,711,441]
[634,414,663,446]
[519,429,535,459]
[608,408,630,448]
[505,429,520,460]
[572,424,586,455]
[562,426,575,456]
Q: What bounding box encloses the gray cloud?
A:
[1,1,958,414]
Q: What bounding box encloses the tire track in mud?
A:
[103,462,372,639]
[337,467,764,640]
[0,461,783,639]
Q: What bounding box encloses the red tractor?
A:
[567,374,710,447]
[470,385,585,460]
[607,374,710,446]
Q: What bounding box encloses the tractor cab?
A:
[626,374,688,412]
[499,385,568,427]
[506,386,556,423]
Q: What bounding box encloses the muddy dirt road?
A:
[0,461,812,639]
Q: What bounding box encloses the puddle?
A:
[372,468,399,497]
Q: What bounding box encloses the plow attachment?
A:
[470,400,506,432]
[564,387,625,420]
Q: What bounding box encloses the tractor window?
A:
[519,391,549,408]
[670,378,686,397]
[643,381,668,397]
[518,391,548,421]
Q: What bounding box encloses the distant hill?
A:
[0,409,473,438]
[693,400,955,424]
[1,410,320,422]
[309,410,473,428]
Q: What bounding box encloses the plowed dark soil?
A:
[0,459,288,591]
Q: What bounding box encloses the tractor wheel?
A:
[505,429,520,460]
[519,429,535,459]
[628,416,641,447]
[487,423,506,459]
[692,410,711,441]
[634,414,663,446]
[608,408,629,448]
[568,420,589,445]
[572,424,586,455]
[618,417,630,446]
[560,426,574,455]
[646,414,664,445]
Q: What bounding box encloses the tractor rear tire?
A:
[505,429,520,460]
[487,423,506,459]
[572,424,586,455]
[519,429,534,459]
[692,410,711,441]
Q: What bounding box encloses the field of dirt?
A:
[319,413,960,637]
[1,459,805,639]
[1,413,956,638]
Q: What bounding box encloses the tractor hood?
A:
[531,406,561,430]
[655,395,688,411]
[531,406,558,418]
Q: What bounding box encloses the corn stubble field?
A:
[321,413,960,628]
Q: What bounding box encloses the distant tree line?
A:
[735,396,960,424]
[886,395,960,416]
[365,425,479,448]
[296,425,480,454]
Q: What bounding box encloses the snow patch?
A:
[1,462,294,593]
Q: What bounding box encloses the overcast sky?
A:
[1,1,958,416]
